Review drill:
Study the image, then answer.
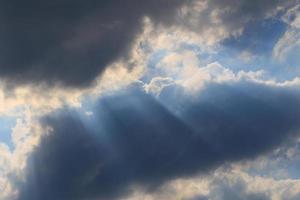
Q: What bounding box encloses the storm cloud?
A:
[18,81,300,200]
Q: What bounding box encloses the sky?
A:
[0,0,300,200]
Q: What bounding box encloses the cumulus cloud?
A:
[17,79,300,200]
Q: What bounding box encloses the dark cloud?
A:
[166,82,300,160]
[1,0,298,88]
[19,87,215,200]
[18,81,300,200]
[0,0,184,87]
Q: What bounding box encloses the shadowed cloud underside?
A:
[19,82,300,200]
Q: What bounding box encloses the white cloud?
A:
[273,4,300,60]
[273,29,300,61]
[144,48,279,97]
[144,77,174,97]
[0,109,46,199]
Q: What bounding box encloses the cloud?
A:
[273,4,300,60]
[17,79,300,200]
[206,176,270,200]
[123,163,300,200]
[0,109,41,200]
[1,1,300,199]
[208,169,300,200]
[0,0,297,88]
[178,0,296,43]
[0,0,184,87]
[124,162,300,200]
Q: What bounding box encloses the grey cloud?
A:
[0,0,298,88]
[17,81,300,200]
[0,0,184,87]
